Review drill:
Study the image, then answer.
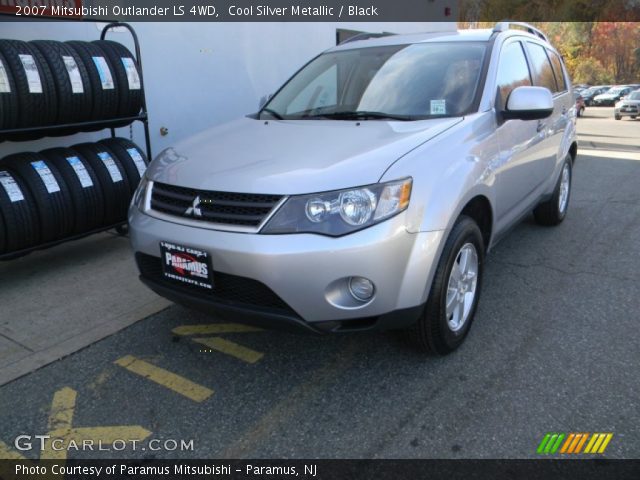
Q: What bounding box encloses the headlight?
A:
[262,178,412,236]
[132,176,150,211]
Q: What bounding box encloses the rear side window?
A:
[547,50,567,92]
[527,42,558,93]
[496,41,532,109]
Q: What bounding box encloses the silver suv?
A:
[130,22,577,354]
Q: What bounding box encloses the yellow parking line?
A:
[47,387,76,431]
[0,440,26,460]
[114,355,213,402]
[194,337,264,364]
[172,323,262,336]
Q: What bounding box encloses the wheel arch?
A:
[459,195,493,253]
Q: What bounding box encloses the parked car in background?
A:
[130,23,576,355]
[574,91,585,117]
[581,86,611,106]
[593,86,632,106]
[614,90,640,120]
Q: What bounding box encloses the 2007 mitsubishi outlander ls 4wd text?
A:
[130,22,577,354]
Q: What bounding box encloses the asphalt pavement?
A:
[0,107,638,460]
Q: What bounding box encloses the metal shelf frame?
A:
[0,22,149,260]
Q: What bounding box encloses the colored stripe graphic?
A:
[541,433,614,455]
[537,433,565,454]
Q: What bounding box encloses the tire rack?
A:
[0,22,152,261]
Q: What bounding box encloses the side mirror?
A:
[503,86,554,121]
[259,93,273,109]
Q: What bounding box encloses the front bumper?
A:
[614,106,639,117]
[129,207,445,331]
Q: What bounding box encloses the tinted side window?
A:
[547,50,567,92]
[496,41,532,109]
[527,42,557,93]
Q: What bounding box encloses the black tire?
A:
[0,39,57,129]
[533,156,572,226]
[71,143,131,226]
[65,41,119,123]
[631,116,637,120]
[30,40,93,126]
[2,152,74,243]
[0,205,6,254]
[615,114,621,120]
[0,165,41,252]
[0,49,19,131]
[98,137,148,194]
[407,216,485,355]
[41,147,105,234]
[91,40,142,119]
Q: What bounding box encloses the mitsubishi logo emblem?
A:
[185,195,203,217]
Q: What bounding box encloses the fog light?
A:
[348,276,375,302]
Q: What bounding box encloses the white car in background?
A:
[614,90,640,120]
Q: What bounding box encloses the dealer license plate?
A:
[160,241,213,290]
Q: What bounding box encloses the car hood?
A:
[146,116,462,194]
[618,99,640,105]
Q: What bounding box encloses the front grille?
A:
[150,182,283,227]
[136,253,298,316]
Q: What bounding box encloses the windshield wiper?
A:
[260,108,284,120]
[306,110,415,121]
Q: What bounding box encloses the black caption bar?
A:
[0,0,455,22]
[2,459,640,480]
[2,0,639,21]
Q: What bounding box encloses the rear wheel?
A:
[407,215,484,355]
[534,156,572,226]
[631,116,637,120]
[615,114,621,120]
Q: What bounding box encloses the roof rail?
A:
[339,32,395,45]
[493,21,549,43]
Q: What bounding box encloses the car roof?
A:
[329,28,547,52]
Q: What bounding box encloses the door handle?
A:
[537,121,546,132]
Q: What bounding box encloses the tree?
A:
[591,22,640,83]
[571,57,615,84]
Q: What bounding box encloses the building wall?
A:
[1,21,455,157]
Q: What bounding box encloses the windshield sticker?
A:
[430,99,446,115]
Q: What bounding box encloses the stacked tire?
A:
[0,39,142,134]
[0,137,148,256]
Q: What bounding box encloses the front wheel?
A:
[407,216,484,355]
[533,157,572,226]
[615,114,622,120]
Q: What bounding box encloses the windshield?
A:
[607,88,625,94]
[261,42,487,121]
